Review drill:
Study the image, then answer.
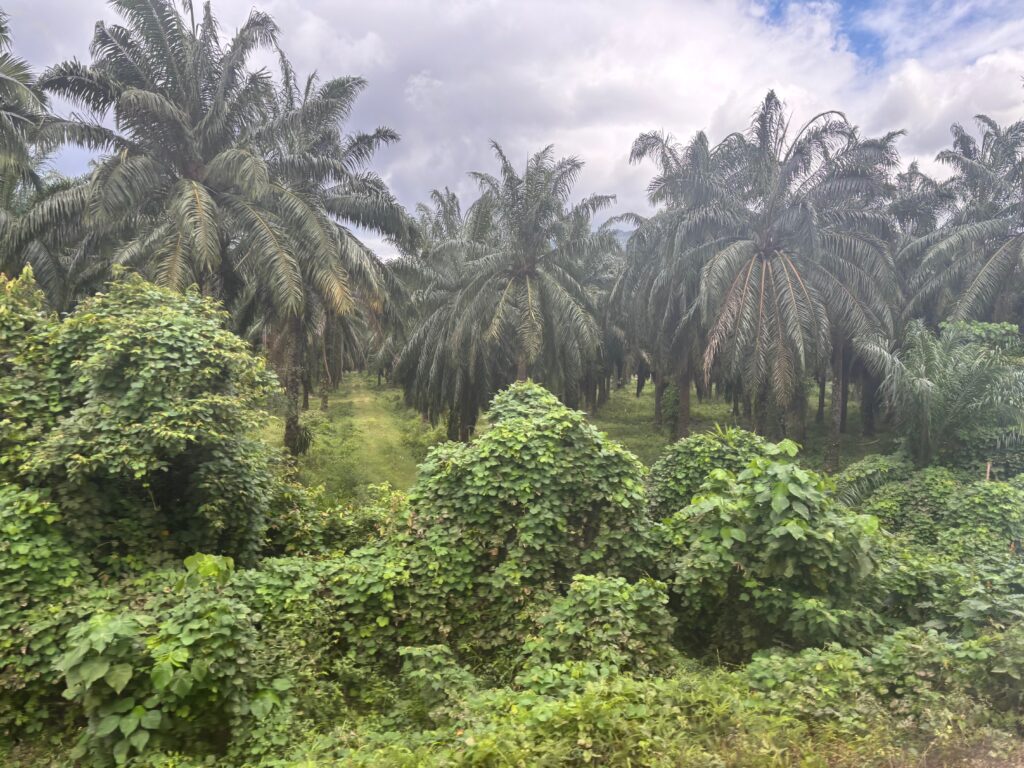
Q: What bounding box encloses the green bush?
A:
[744,644,884,729]
[938,480,1024,556]
[0,484,94,738]
[834,452,913,507]
[648,426,770,518]
[326,383,653,669]
[265,483,407,556]
[862,467,962,544]
[56,555,290,766]
[0,274,290,567]
[517,575,677,689]
[656,443,881,657]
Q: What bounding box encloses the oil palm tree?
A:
[239,56,412,451]
[632,94,895,453]
[459,142,608,383]
[624,130,724,436]
[860,320,1024,465]
[0,10,46,194]
[915,115,1024,324]
[392,188,502,440]
[36,0,410,453]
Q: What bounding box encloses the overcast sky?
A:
[7,0,1024,231]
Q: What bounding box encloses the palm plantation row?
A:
[2,1,1023,464]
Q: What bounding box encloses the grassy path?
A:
[335,375,424,491]
[263,375,894,502]
[261,374,440,501]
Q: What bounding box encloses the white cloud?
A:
[7,0,1024,225]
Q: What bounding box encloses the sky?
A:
[7,0,1024,240]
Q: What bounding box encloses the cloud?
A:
[6,0,1024,235]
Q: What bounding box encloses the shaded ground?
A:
[261,373,443,500]
[590,382,898,470]
[263,375,898,500]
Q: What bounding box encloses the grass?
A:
[590,382,898,470]
[262,376,899,500]
[260,373,444,501]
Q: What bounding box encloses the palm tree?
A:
[623,130,725,437]
[459,143,609,384]
[34,1,410,453]
[915,115,1024,325]
[0,10,45,194]
[392,188,502,440]
[393,145,614,439]
[633,94,897,456]
[238,56,412,451]
[860,320,1024,465]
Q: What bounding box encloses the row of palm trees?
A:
[387,95,1024,466]
[2,1,1023,462]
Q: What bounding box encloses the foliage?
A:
[55,555,291,766]
[517,575,677,690]
[861,467,963,545]
[392,146,619,438]
[656,443,880,657]
[265,483,407,556]
[0,273,289,565]
[647,426,769,518]
[834,452,914,506]
[325,383,652,666]
[939,480,1024,557]
[0,484,90,738]
[861,320,1024,466]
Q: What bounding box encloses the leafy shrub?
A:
[656,443,880,657]
[326,383,653,667]
[647,426,769,518]
[56,555,288,766]
[0,274,289,566]
[330,665,939,767]
[265,483,407,556]
[744,644,883,729]
[396,645,477,726]
[517,575,677,689]
[936,480,1024,558]
[834,452,913,506]
[862,467,962,544]
[0,484,96,737]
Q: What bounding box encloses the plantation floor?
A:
[262,374,442,500]
[264,376,900,500]
[588,382,899,470]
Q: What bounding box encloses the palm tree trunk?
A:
[283,316,305,456]
[839,348,850,434]
[861,372,877,437]
[816,374,826,424]
[825,342,843,473]
[673,369,690,439]
[516,355,528,382]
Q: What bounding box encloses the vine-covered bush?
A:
[834,452,913,506]
[656,443,880,657]
[517,575,677,690]
[647,427,770,519]
[0,273,292,566]
[56,555,288,767]
[0,484,92,737]
[264,483,407,556]
[861,467,962,544]
[326,383,652,666]
[937,480,1024,557]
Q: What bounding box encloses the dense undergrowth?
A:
[4,273,1024,767]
